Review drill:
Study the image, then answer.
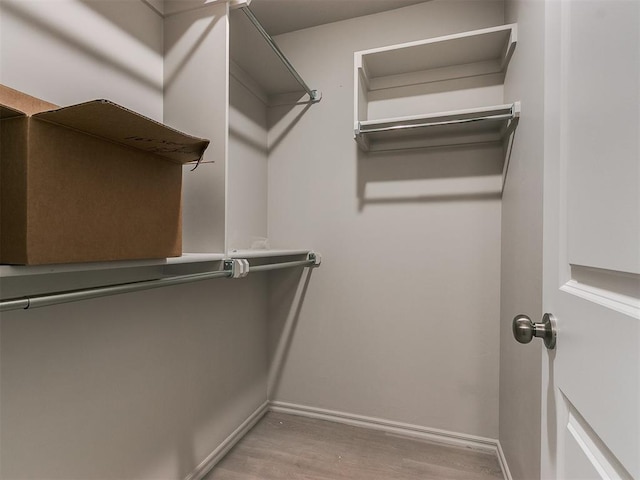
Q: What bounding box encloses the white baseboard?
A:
[185,399,511,480]
[184,401,269,480]
[270,400,498,452]
[270,401,510,479]
[496,441,514,480]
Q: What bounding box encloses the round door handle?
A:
[512,313,557,349]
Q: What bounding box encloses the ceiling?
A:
[247,0,430,36]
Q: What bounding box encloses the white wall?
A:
[500,0,545,478]
[164,2,229,254]
[0,278,267,480]
[266,0,504,439]
[0,2,268,478]
[227,75,269,250]
[0,0,163,121]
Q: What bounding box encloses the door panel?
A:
[564,0,640,275]
[563,397,632,480]
[543,0,640,479]
[555,295,638,478]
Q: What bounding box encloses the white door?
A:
[540,0,639,478]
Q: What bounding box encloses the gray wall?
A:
[164,2,229,254]
[0,279,267,479]
[0,0,163,121]
[500,0,546,478]
[0,2,268,478]
[227,75,269,251]
[266,0,505,439]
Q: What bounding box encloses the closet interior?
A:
[0,0,541,479]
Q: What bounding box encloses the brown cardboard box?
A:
[0,85,210,265]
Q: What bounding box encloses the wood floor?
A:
[205,412,504,480]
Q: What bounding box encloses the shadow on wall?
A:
[267,267,313,398]
[229,75,268,155]
[356,143,504,210]
[229,126,268,155]
[164,13,223,91]
[0,276,268,480]
[78,0,163,54]
[268,103,312,153]
[2,1,162,94]
[368,73,505,108]
[229,66,315,155]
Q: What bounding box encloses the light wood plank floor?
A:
[205,412,504,480]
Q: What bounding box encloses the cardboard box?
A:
[0,85,210,265]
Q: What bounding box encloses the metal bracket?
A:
[309,90,322,103]
[308,252,322,266]
[224,259,250,278]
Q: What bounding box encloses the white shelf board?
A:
[0,250,313,282]
[167,253,226,263]
[0,253,227,302]
[355,103,519,152]
[0,253,226,278]
[357,24,517,91]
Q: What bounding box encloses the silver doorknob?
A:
[512,313,557,349]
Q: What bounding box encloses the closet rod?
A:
[358,112,515,135]
[249,258,316,272]
[0,256,320,313]
[240,6,320,103]
[0,269,233,313]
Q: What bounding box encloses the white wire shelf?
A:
[355,103,520,152]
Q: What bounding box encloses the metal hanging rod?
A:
[358,112,515,135]
[249,258,316,273]
[0,269,232,313]
[240,6,320,103]
[0,254,321,313]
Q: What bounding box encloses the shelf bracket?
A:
[501,103,521,194]
[224,259,250,278]
[308,252,322,266]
